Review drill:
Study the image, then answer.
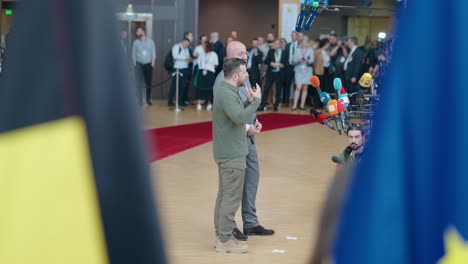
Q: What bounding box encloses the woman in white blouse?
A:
[292,38,314,110]
[196,42,218,111]
[193,34,207,69]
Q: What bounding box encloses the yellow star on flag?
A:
[438,227,468,264]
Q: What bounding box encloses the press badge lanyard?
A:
[274,50,281,71]
[141,39,149,57]
[202,52,210,75]
[274,50,280,62]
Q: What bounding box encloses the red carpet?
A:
[146,113,315,162]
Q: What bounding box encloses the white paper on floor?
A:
[286,236,298,240]
[272,249,287,253]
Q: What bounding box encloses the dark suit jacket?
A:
[247,48,264,83]
[344,47,364,81]
[284,42,296,68]
[213,41,224,74]
[264,49,288,79]
[120,39,131,70]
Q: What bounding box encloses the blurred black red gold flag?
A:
[0,0,166,263]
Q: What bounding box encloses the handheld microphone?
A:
[338,100,350,121]
[310,108,335,130]
[320,92,331,105]
[337,101,346,116]
[318,114,335,130]
[338,93,350,108]
[338,86,350,108]
[310,75,321,94]
[337,100,347,129]
[327,100,339,116]
[295,5,309,32]
[333,78,342,92]
[358,73,373,90]
[331,156,344,165]
[327,100,342,134]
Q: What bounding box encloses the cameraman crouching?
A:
[335,123,366,171]
[310,123,366,263]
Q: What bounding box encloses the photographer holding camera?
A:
[327,33,349,80]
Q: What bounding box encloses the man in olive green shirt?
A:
[212,58,261,253]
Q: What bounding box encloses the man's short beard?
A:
[351,144,363,151]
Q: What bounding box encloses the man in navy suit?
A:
[247,38,264,88]
[343,36,363,105]
[258,39,287,112]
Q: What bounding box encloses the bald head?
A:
[226,41,248,62]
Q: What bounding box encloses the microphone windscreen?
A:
[319,92,331,104]
[359,73,372,88]
[310,75,320,88]
[333,78,342,91]
[337,101,346,112]
[310,108,320,119]
[327,100,339,116]
[317,114,326,125]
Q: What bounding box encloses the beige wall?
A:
[199,0,278,45]
[278,0,299,40]
[347,16,393,45]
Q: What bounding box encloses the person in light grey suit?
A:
[213,41,275,241]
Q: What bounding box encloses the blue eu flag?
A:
[332,1,468,263]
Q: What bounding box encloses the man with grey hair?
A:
[213,41,275,241]
[211,32,224,75]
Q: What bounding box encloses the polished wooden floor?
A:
[143,100,344,264]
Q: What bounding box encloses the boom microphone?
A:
[303,8,319,31]
[310,75,321,93]
[295,5,308,32]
